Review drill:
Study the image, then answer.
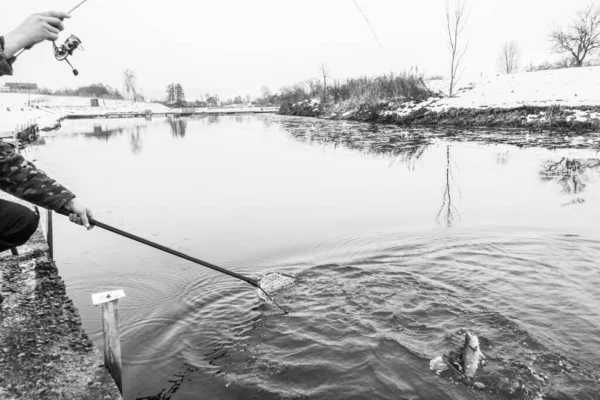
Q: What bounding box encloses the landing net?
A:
[256,272,296,312]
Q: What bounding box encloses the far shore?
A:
[279,67,600,133]
[0,93,277,136]
[3,67,600,140]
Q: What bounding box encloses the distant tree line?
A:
[162,85,254,108]
[43,83,124,99]
[255,67,431,108]
[494,3,600,75]
[166,83,186,106]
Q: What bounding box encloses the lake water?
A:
[29,115,600,399]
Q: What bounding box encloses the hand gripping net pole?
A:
[54,209,297,314]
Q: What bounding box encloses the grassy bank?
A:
[279,67,600,133]
[278,70,433,116]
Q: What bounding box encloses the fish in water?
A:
[437,331,486,379]
[462,331,486,377]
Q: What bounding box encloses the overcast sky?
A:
[0,0,596,100]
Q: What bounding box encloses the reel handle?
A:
[64,58,79,76]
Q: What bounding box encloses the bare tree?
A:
[550,3,600,67]
[261,86,271,99]
[498,41,520,74]
[319,63,330,100]
[166,83,175,105]
[123,69,137,102]
[445,0,469,96]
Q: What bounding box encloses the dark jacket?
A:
[1,38,75,211]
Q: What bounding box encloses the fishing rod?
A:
[352,0,381,48]
[55,208,295,314]
[14,0,89,75]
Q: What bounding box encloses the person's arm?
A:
[0,12,92,228]
[0,141,93,229]
[0,11,70,76]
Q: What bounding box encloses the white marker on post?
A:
[92,290,125,394]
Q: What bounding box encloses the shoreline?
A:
[279,101,600,134]
[278,67,600,136]
[0,92,279,136]
[0,191,122,400]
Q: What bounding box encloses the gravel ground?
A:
[0,192,122,400]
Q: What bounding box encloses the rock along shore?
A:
[0,192,122,400]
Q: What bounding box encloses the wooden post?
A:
[46,209,53,260]
[92,290,126,394]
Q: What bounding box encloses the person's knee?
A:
[0,203,40,248]
[14,210,40,246]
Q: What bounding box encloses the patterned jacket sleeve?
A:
[0,36,15,76]
[0,37,75,210]
[0,141,76,211]
[0,38,74,209]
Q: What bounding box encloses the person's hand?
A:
[64,198,94,230]
[3,11,71,58]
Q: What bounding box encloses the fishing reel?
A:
[53,34,83,76]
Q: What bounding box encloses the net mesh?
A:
[257,273,296,305]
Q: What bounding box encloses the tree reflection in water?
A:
[167,119,187,138]
[129,125,147,155]
[277,119,431,166]
[540,157,600,205]
[74,124,148,155]
[436,145,461,227]
[496,150,510,165]
[87,125,125,141]
[540,157,600,195]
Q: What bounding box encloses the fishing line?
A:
[67,0,89,14]
[352,0,382,48]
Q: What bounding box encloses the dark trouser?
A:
[0,199,40,253]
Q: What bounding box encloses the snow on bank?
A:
[358,67,600,127]
[427,66,600,110]
[0,94,169,134]
[286,67,600,125]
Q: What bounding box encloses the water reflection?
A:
[275,118,600,157]
[56,122,151,155]
[88,125,125,141]
[166,119,187,138]
[436,145,461,227]
[278,119,432,163]
[130,125,147,155]
[496,150,510,165]
[540,157,600,195]
[33,116,600,400]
